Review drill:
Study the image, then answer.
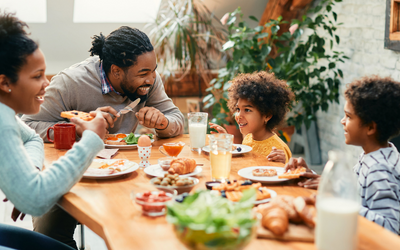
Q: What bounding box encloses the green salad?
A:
[167,189,257,250]
[122,133,153,145]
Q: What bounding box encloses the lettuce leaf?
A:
[122,133,153,145]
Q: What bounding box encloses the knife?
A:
[118,98,141,115]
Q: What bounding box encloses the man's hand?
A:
[3,198,25,222]
[284,157,312,173]
[91,106,119,129]
[135,107,168,130]
[209,122,227,134]
[298,173,321,189]
[267,147,286,164]
[71,112,108,140]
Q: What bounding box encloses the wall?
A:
[24,0,267,75]
[314,0,399,163]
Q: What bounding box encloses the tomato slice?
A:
[116,133,126,138]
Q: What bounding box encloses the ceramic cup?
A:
[46,124,76,150]
[138,146,152,168]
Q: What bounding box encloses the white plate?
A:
[83,159,139,179]
[144,164,203,177]
[104,134,154,149]
[202,144,252,155]
[254,189,277,204]
[237,166,289,183]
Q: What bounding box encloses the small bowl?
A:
[158,157,173,171]
[150,177,199,194]
[131,190,176,217]
[205,181,221,190]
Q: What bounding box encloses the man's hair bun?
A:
[89,33,106,60]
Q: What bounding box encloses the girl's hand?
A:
[267,147,286,164]
[71,111,108,140]
[209,122,227,134]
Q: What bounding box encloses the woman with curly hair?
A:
[210,71,294,164]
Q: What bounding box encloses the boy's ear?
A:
[0,75,11,93]
[366,121,378,136]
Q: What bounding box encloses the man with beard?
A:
[21,26,184,249]
[22,26,184,143]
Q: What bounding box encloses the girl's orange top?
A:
[242,133,292,164]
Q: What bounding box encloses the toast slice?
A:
[278,167,307,179]
[61,110,94,121]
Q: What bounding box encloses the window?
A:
[0,0,47,23]
[385,0,400,50]
[73,0,162,23]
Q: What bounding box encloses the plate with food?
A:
[202,144,252,155]
[104,133,154,149]
[83,159,139,179]
[237,166,290,183]
[210,180,277,204]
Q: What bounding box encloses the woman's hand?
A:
[71,111,108,140]
[3,198,25,222]
[267,147,286,164]
[284,157,312,173]
[209,122,227,134]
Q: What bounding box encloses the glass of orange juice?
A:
[209,134,233,182]
[159,141,185,157]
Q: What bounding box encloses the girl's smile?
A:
[235,98,273,141]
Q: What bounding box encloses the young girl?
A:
[210,71,294,164]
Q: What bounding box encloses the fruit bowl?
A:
[131,190,176,217]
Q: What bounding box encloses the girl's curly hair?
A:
[345,75,400,144]
[227,71,294,131]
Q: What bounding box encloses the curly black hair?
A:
[0,11,38,83]
[227,71,294,131]
[345,75,400,144]
[89,26,153,74]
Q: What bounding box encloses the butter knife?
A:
[118,98,141,115]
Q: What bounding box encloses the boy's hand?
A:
[298,174,321,189]
[209,122,227,134]
[267,147,286,164]
[284,157,312,173]
[71,111,108,140]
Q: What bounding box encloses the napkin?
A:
[96,149,119,159]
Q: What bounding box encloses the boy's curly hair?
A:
[345,75,400,144]
[227,71,294,131]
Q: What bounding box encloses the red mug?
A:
[47,124,76,149]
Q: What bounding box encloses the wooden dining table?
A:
[43,134,400,250]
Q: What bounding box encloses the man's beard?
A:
[120,79,151,104]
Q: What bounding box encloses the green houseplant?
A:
[203,0,347,131]
[146,0,227,89]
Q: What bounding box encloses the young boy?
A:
[285,75,400,234]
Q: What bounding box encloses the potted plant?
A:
[203,0,347,135]
[146,0,227,96]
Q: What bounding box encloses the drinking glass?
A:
[187,112,208,153]
[209,134,233,182]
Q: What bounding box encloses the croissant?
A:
[261,206,289,236]
[168,158,196,175]
[293,196,317,228]
[270,195,303,223]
